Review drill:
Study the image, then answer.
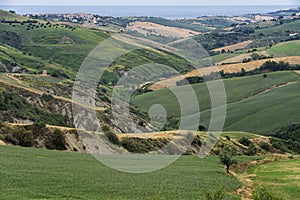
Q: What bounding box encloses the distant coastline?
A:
[0,5,298,18]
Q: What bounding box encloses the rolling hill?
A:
[132,71,300,134]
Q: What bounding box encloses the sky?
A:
[1,0,299,6]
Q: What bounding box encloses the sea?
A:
[0,5,298,18]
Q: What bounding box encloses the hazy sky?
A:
[1,0,299,6]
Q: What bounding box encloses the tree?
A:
[247,143,258,156]
[219,146,237,173]
[239,137,251,146]
[198,124,206,131]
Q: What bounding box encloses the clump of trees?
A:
[269,123,300,154]
[177,61,300,86]
[0,123,67,150]
[238,137,251,146]
[120,137,169,153]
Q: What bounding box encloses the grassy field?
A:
[0,145,242,200]
[256,19,300,35]
[211,53,240,63]
[132,71,300,118]
[0,21,109,70]
[248,158,300,200]
[199,79,300,134]
[0,10,27,21]
[267,40,300,57]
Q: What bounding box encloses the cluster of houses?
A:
[26,13,114,26]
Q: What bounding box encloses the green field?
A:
[199,78,300,134]
[0,145,242,200]
[267,40,300,57]
[248,158,300,200]
[256,19,300,35]
[132,71,300,117]
[211,53,240,63]
[0,21,109,70]
[132,71,300,134]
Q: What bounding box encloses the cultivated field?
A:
[133,71,300,134]
[127,21,201,38]
[149,56,300,90]
[267,40,300,57]
[0,145,241,200]
[212,40,253,52]
[248,158,300,200]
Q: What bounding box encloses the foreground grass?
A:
[0,145,241,200]
[248,158,300,200]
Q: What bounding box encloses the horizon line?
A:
[1,4,299,6]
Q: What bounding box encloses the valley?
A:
[0,7,300,200]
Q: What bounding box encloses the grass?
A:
[200,79,300,134]
[267,40,300,57]
[132,71,300,118]
[0,145,241,200]
[0,19,109,70]
[0,45,75,76]
[256,19,300,35]
[0,10,27,21]
[211,53,240,63]
[248,158,300,200]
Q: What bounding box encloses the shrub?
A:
[45,129,67,150]
[120,137,169,153]
[225,136,231,141]
[239,137,252,146]
[260,142,271,151]
[198,124,207,131]
[191,135,202,147]
[41,93,54,102]
[247,143,258,156]
[3,127,34,147]
[104,131,119,145]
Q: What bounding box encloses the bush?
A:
[104,131,119,145]
[260,142,271,151]
[3,127,34,147]
[120,137,169,153]
[239,137,252,146]
[198,124,207,131]
[41,93,54,102]
[45,129,67,150]
[253,187,283,200]
[247,143,258,156]
[191,135,202,147]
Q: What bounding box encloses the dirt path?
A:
[8,123,76,131]
[233,155,293,199]
[233,158,272,199]
[0,74,105,111]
